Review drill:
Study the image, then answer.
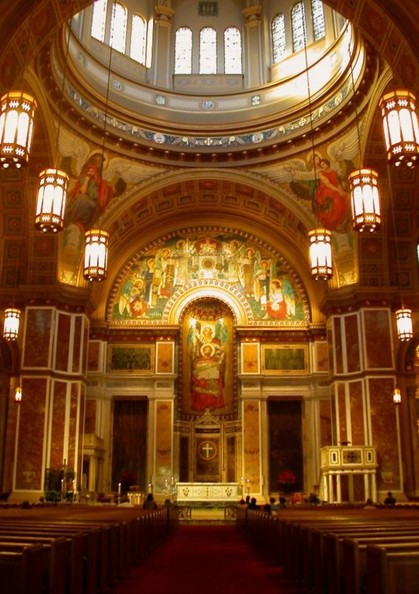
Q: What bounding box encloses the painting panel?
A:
[262,345,307,374]
[156,342,174,374]
[108,344,154,373]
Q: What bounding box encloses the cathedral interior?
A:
[0,0,419,505]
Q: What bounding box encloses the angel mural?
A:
[187,319,229,412]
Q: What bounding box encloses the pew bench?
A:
[0,543,44,594]
[366,544,419,594]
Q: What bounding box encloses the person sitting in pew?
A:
[143,493,158,510]
[384,491,397,506]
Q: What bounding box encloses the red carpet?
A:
[113,523,301,593]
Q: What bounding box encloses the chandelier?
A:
[308,229,333,280]
[35,168,69,232]
[395,307,413,342]
[0,91,37,169]
[348,168,381,232]
[3,308,21,341]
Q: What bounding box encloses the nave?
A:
[1,502,419,594]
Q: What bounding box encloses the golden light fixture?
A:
[308,228,333,280]
[348,168,381,232]
[15,386,23,403]
[83,229,109,281]
[393,387,401,406]
[379,90,419,168]
[395,307,413,342]
[0,91,37,169]
[35,168,69,232]
[3,308,21,341]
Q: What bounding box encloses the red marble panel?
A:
[83,324,89,376]
[319,399,332,448]
[349,381,365,445]
[369,377,400,491]
[56,313,71,372]
[345,314,361,373]
[85,399,97,434]
[67,383,80,472]
[337,383,347,444]
[23,309,52,368]
[77,386,86,488]
[72,316,83,373]
[15,377,48,490]
[363,310,393,369]
[333,317,343,374]
[50,381,67,470]
[87,341,101,372]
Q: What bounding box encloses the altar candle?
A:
[118,482,121,495]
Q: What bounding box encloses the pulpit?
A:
[320,445,377,503]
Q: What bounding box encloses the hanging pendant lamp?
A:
[380,90,419,168]
[395,307,413,342]
[83,229,109,281]
[3,307,21,341]
[308,228,333,280]
[0,91,37,169]
[348,168,381,232]
[35,168,69,232]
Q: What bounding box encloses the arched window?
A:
[175,27,193,74]
[130,14,147,64]
[91,0,107,42]
[311,0,325,41]
[200,27,217,74]
[291,2,306,53]
[224,27,242,74]
[110,2,127,53]
[272,13,286,63]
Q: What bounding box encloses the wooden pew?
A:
[0,543,44,594]
[366,543,419,594]
[0,535,68,594]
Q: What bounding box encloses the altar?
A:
[176,482,240,503]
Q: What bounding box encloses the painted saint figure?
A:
[189,320,228,411]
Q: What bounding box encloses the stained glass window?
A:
[291,2,306,53]
[91,0,107,42]
[130,14,146,64]
[224,27,242,74]
[272,13,286,63]
[200,27,217,74]
[312,0,325,41]
[175,27,193,74]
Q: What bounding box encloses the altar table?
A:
[176,482,240,503]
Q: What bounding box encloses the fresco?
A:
[110,232,305,322]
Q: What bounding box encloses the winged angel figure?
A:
[250,124,362,232]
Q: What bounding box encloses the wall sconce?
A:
[3,307,21,341]
[380,90,419,168]
[395,307,413,342]
[393,387,401,406]
[83,229,109,281]
[0,91,37,169]
[308,228,333,280]
[15,386,23,403]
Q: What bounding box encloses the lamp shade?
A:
[0,91,37,168]
[348,168,381,232]
[35,168,69,232]
[379,90,419,168]
[84,229,109,281]
[308,228,333,280]
[3,307,21,340]
[395,307,413,342]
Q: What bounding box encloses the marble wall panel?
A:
[319,399,332,447]
[23,309,52,368]
[333,317,343,373]
[87,341,102,372]
[50,381,66,470]
[349,381,365,444]
[15,377,48,490]
[369,377,400,491]
[243,400,260,492]
[56,313,71,371]
[72,316,83,373]
[345,314,361,373]
[155,400,173,490]
[363,310,393,369]
[337,383,348,444]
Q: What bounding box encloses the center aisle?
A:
[113,522,301,594]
